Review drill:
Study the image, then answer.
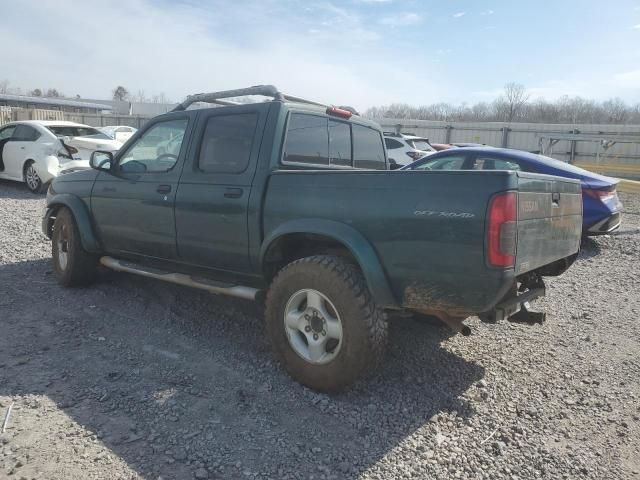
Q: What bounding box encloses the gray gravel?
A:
[1,179,639,480]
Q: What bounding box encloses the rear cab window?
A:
[353,125,386,169]
[282,112,386,170]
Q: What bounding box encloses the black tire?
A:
[265,255,388,392]
[23,160,45,194]
[52,208,98,287]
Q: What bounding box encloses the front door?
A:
[175,104,268,273]
[91,115,193,260]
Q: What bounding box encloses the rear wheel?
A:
[52,208,98,287]
[265,255,388,391]
[24,161,44,193]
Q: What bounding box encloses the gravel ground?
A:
[1,180,639,480]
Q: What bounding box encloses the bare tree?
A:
[112,85,129,101]
[500,82,529,122]
[29,88,42,97]
[363,85,638,125]
[45,88,61,98]
[0,79,9,94]
[602,98,627,124]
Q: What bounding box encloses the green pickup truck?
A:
[42,86,583,391]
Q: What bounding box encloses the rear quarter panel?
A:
[262,169,519,314]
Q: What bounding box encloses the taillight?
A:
[487,191,517,268]
[326,106,352,118]
[583,187,616,201]
[406,151,423,160]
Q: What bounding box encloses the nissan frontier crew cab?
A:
[43,85,583,391]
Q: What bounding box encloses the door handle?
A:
[157,184,172,194]
[102,187,116,193]
[224,187,243,199]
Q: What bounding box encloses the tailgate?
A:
[515,173,582,275]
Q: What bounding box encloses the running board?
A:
[99,256,259,301]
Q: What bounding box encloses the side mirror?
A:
[388,158,401,170]
[90,150,113,171]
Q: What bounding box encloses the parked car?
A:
[430,143,457,151]
[383,132,436,168]
[0,121,122,193]
[42,86,582,391]
[99,125,138,144]
[402,146,622,235]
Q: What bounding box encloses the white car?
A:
[99,125,138,144]
[383,132,437,168]
[0,121,121,193]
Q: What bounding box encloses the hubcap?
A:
[25,165,40,191]
[283,289,343,365]
[57,224,69,270]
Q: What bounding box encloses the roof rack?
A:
[172,84,331,112]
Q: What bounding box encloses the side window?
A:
[0,125,16,140]
[483,157,521,171]
[414,155,466,170]
[384,138,403,149]
[119,119,188,173]
[12,125,40,141]
[198,113,258,173]
[283,113,329,165]
[353,125,386,169]
[329,120,351,167]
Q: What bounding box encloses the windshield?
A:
[408,139,434,152]
[47,125,112,140]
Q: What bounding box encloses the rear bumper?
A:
[585,212,621,235]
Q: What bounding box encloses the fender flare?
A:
[260,219,397,307]
[46,194,101,253]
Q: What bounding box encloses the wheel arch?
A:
[45,194,101,253]
[260,219,397,307]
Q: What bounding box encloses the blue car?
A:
[402,147,622,236]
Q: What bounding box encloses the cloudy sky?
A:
[1,0,639,110]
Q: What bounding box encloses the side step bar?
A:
[99,256,259,301]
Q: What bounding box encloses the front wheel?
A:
[52,208,98,287]
[265,255,388,391]
[24,161,44,193]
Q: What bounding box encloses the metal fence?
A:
[379,118,640,180]
[2,107,640,179]
[0,107,151,129]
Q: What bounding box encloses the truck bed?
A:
[263,169,582,316]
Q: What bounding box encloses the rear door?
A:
[175,104,268,273]
[515,173,582,274]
